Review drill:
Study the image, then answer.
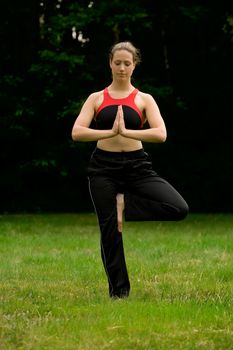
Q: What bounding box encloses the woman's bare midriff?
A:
[97,134,143,152]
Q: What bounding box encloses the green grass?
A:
[0,213,233,349]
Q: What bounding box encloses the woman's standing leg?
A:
[88,175,130,298]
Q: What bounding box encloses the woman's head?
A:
[109,41,141,66]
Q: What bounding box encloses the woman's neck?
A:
[108,81,134,92]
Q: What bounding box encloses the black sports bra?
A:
[95,88,143,130]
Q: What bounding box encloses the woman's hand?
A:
[112,109,119,135]
[118,105,126,136]
[112,105,126,136]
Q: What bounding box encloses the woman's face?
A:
[110,49,135,81]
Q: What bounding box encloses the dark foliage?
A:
[0,0,232,213]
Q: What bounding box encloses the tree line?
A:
[0,0,232,213]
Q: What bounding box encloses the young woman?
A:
[71,41,189,299]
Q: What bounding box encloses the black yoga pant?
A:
[87,148,189,297]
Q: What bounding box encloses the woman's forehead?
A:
[112,49,133,61]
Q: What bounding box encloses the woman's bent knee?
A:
[176,202,189,220]
[162,200,189,221]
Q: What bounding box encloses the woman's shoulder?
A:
[88,89,104,99]
[136,90,156,108]
[137,90,154,99]
[85,90,105,111]
[85,90,104,106]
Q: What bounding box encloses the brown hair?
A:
[109,41,141,66]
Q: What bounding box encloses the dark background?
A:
[1,0,232,213]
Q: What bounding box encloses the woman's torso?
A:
[93,87,146,152]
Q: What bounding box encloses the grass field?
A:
[0,213,233,349]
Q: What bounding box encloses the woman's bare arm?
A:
[118,94,167,143]
[71,92,118,142]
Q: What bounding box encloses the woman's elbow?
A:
[71,127,80,141]
[158,129,167,143]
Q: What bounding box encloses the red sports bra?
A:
[94,88,144,130]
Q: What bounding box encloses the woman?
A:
[71,41,189,299]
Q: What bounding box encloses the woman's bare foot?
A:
[116,193,125,233]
